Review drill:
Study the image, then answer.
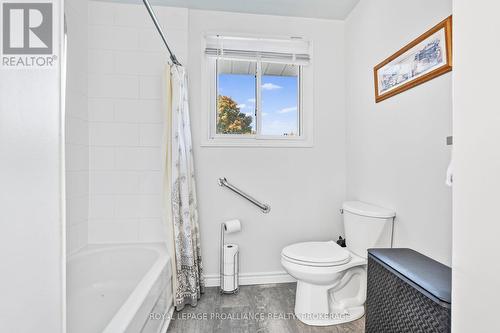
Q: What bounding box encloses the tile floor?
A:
[167,283,365,333]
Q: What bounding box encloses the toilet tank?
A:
[342,201,395,258]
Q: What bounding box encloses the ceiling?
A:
[110,0,360,20]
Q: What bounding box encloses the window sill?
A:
[200,137,314,148]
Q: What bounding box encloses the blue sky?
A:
[218,73,298,136]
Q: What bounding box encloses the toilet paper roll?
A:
[223,244,239,265]
[223,263,236,275]
[223,219,241,234]
[223,274,237,291]
[221,243,239,292]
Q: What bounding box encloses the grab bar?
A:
[218,178,271,213]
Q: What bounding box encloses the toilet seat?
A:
[281,241,351,267]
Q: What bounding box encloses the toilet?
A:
[281,201,395,326]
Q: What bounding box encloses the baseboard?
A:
[204,271,296,287]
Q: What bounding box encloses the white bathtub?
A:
[67,244,172,333]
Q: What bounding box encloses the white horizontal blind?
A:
[205,35,311,65]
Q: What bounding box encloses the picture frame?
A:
[374,16,452,103]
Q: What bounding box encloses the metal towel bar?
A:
[218,178,271,213]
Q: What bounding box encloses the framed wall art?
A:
[374,16,452,103]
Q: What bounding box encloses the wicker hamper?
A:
[366,248,451,333]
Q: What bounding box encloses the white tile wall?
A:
[88,74,140,99]
[89,122,140,146]
[87,1,187,244]
[88,98,114,122]
[139,124,163,146]
[139,76,163,99]
[114,99,162,123]
[66,0,89,255]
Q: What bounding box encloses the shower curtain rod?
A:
[142,0,182,66]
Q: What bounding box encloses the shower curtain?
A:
[163,65,204,311]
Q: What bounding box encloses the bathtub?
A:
[67,244,173,333]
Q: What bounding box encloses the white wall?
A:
[188,10,346,279]
[83,3,346,283]
[82,1,453,285]
[452,1,500,331]
[66,0,89,255]
[345,0,452,265]
[86,1,188,244]
[0,1,64,332]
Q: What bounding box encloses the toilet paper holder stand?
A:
[219,223,239,295]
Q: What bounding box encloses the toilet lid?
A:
[281,241,350,266]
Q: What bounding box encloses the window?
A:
[260,63,300,137]
[203,35,313,147]
[216,59,257,135]
[216,59,300,138]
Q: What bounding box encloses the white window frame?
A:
[200,36,314,148]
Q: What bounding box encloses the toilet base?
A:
[293,265,367,326]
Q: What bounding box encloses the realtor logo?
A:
[3,3,52,54]
[1,2,56,68]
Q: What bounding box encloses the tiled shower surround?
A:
[87,1,187,244]
[66,0,89,255]
[68,1,188,246]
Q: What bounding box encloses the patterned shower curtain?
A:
[163,65,204,311]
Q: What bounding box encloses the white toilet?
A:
[281,201,395,326]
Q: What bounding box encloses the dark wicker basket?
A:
[366,252,451,333]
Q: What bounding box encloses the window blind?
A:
[205,35,311,65]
